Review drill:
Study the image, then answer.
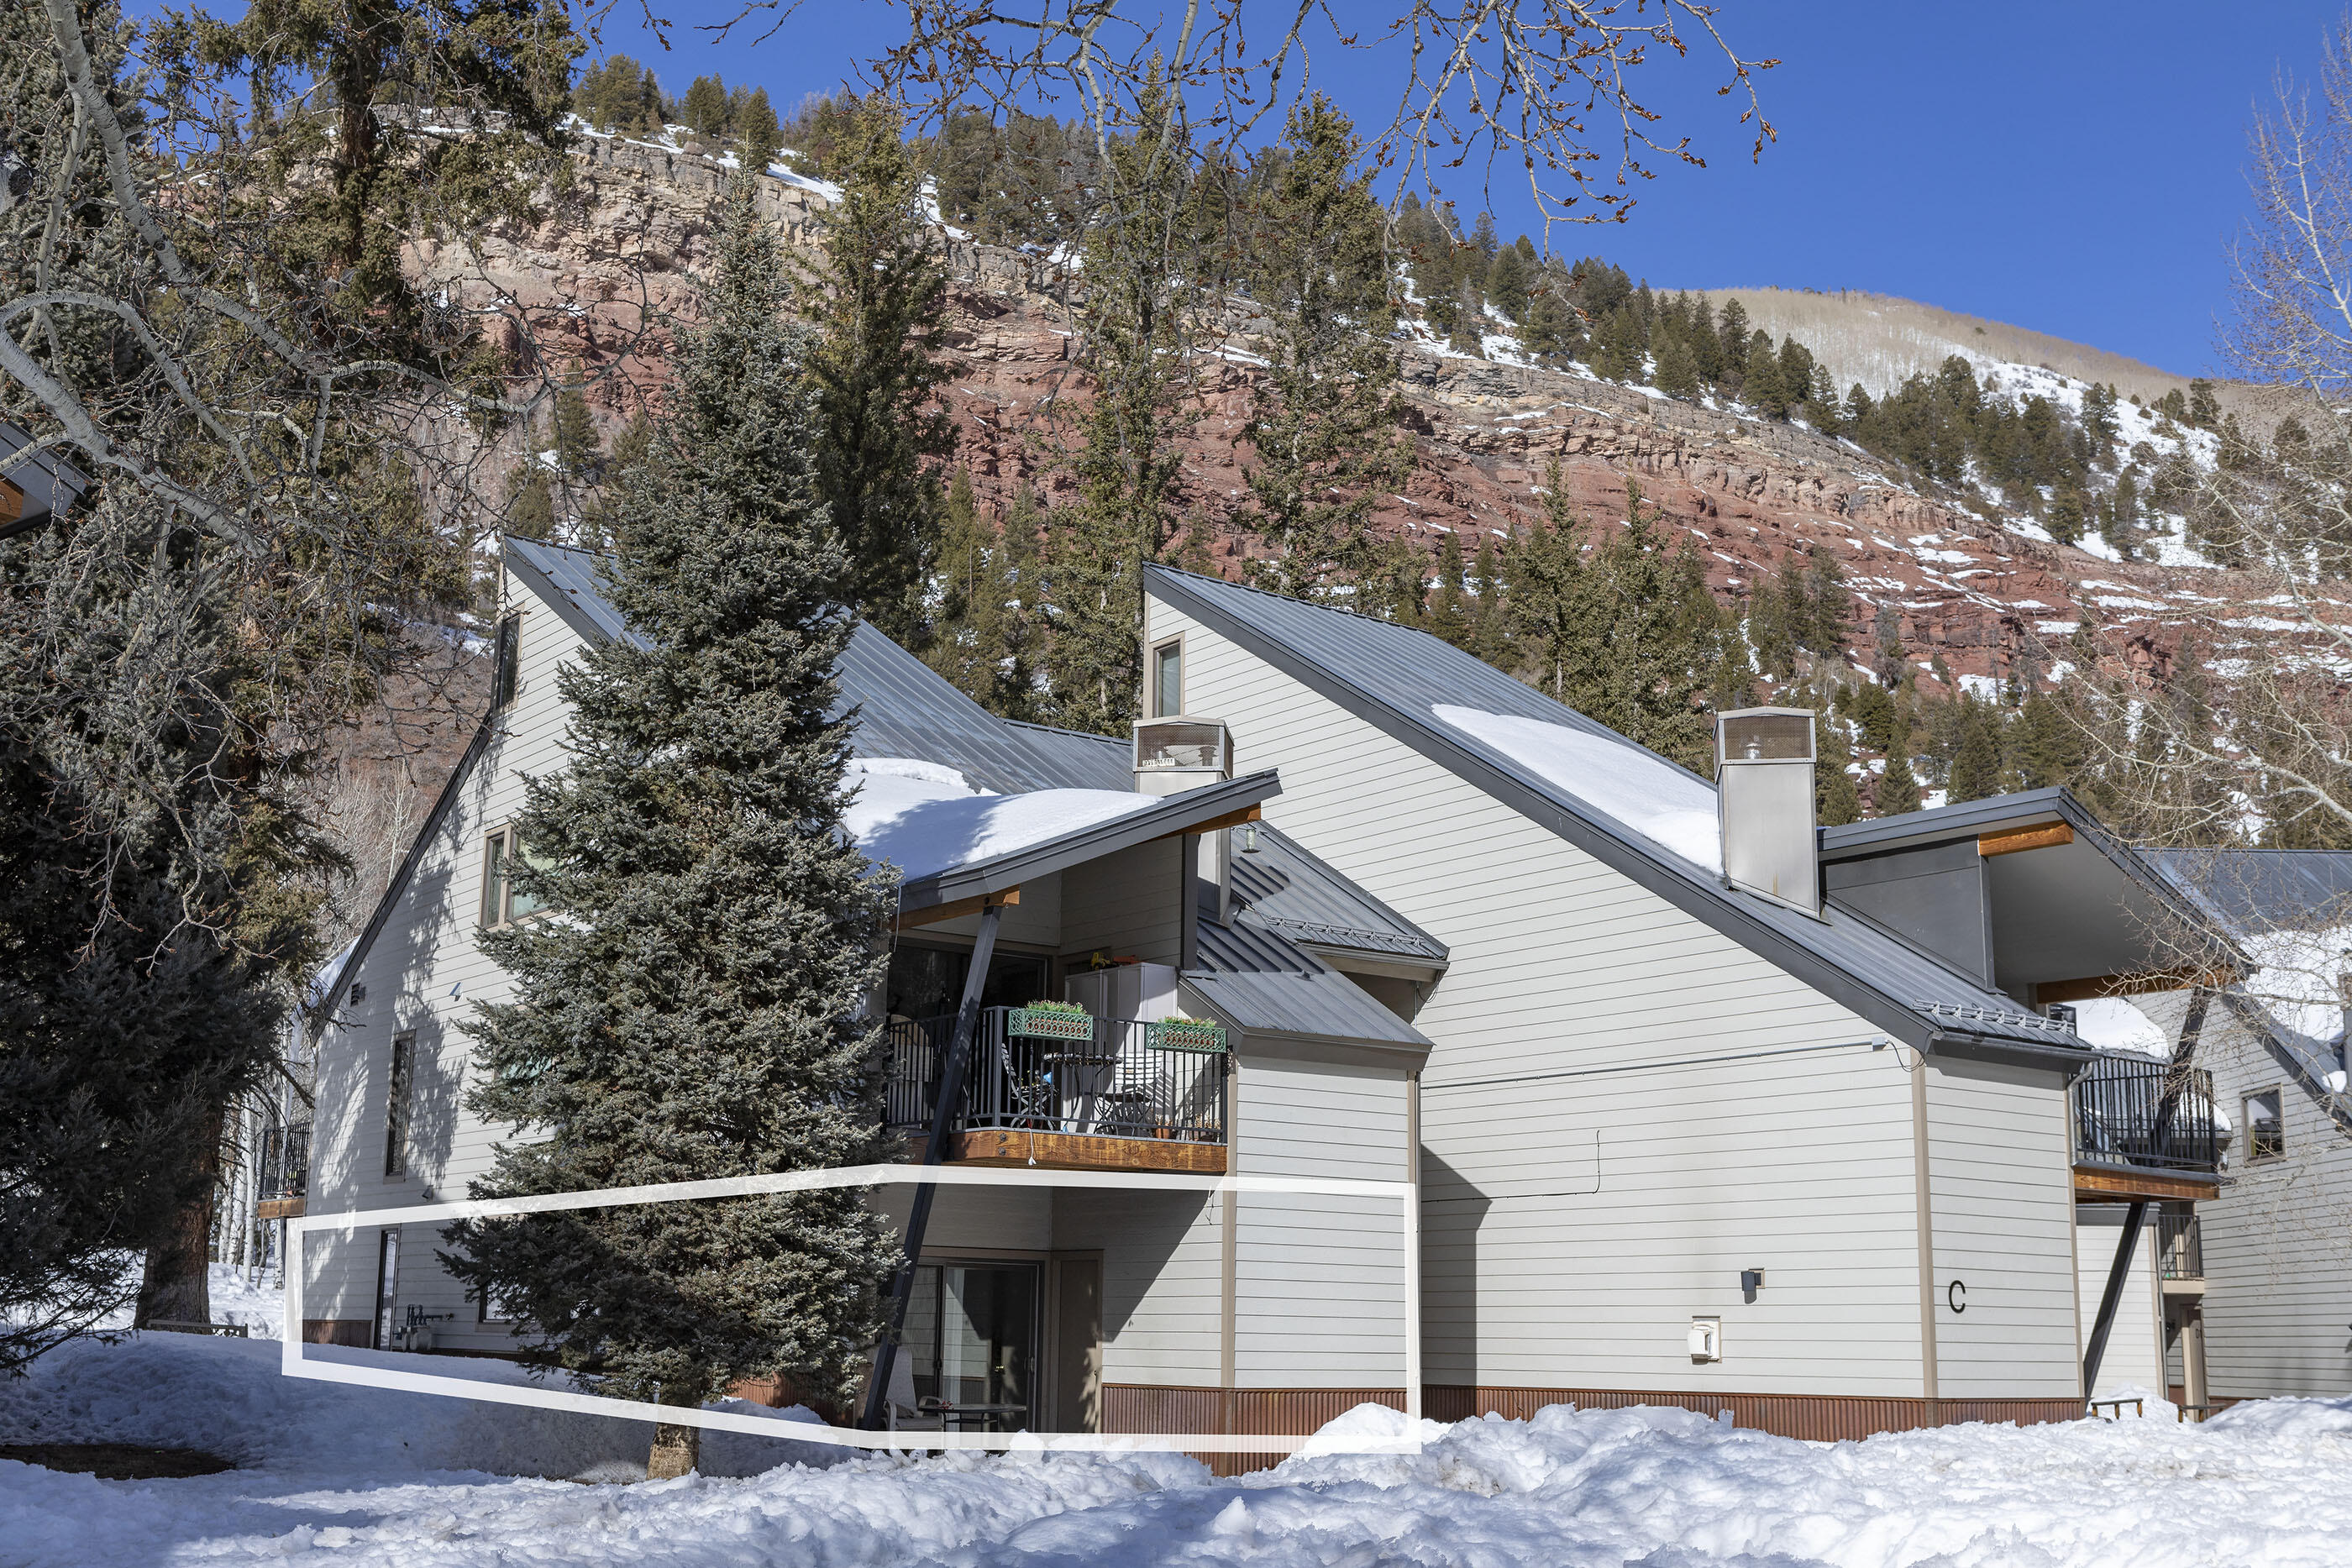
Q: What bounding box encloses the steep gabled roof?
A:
[2146,847,2352,940]
[1186,915,1433,1053]
[1143,562,2088,1065]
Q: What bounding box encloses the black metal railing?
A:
[2071,1055,2221,1174]
[2158,1208,2204,1279]
[884,1007,1227,1145]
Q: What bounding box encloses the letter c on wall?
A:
[1947,1279,1967,1314]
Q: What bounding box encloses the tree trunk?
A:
[647,1420,700,1480]
[134,1099,223,1329]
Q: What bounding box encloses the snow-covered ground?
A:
[8,1333,2352,1566]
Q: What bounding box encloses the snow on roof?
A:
[842,758,1156,884]
[2070,996,2167,1057]
[1432,705,1722,872]
[2240,921,2352,1041]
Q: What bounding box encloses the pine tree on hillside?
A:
[1470,532,1513,669]
[1816,707,1865,826]
[1946,697,2005,802]
[1485,241,1532,323]
[506,464,554,540]
[1714,298,1750,393]
[553,364,600,478]
[739,87,781,172]
[1877,722,1924,815]
[1242,97,1408,602]
[1427,528,1473,648]
[1651,330,1701,399]
[809,94,957,648]
[446,190,900,1480]
[682,74,729,139]
[1743,331,1788,418]
[1591,303,1646,380]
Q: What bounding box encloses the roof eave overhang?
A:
[1176,978,1435,1066]
[1927,1029,2098,1078]
[895,770,1282,913]
[1146,564,2021,1055]
[505,536,631,648]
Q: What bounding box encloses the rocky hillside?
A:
[344,128,2239,909]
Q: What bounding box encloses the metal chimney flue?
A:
[1715,708,1820,915]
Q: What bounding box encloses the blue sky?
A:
[582,2,2348,376]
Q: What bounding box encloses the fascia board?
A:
[1145,564,1971,1052]
[895,770,1283,911]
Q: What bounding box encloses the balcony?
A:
[884,1006,1229,1172]
[2071,1055,2223,1200]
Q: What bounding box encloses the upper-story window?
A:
[491,614,521,713]
[384,1030,416,1177]
[2244,1088,2285,1162]
[480,825,544,927]
[1151,637,1183,717]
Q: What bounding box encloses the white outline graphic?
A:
[286,1164,1423,1455]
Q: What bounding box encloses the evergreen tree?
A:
[446,191,899,1477]
[1946,696,2005,802]
[2187,378,2221,430]
[1047,67,1200,732]
[1485,240,1533,323]
[2100,472,2139,559]
[1427,529,1473,648]
[739,87,781,172]
[1242,97,1408,601]
[1714,298,1750,392]
[553,366,600,478]
[507,464,554,539]
[808,94,957,647]
[682,74,729,139]
[1470,533,1513,668]
[1877,726,1924,815]
[1507,462,1590,702]
[1816,706,1865,826]
[1743,331,1788,417]
[1651,329,1701,399]
[2048,490,2087,547]
[1591,303,1647,380]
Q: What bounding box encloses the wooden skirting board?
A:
[2073,1165,2220,1203]
[906,1130,1228,1172]
[1101,1384,2087,1471]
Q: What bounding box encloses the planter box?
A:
[1009,1007,1095,1042]
[1148,1019,1229,1053]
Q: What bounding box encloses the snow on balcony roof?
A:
[1432,705,1723,873]
[843,758,1158,884]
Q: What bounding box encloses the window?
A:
[372,1229,402,1350]
[385,1030,415,1177]
[480,826,543,927]
[491,614,521,713]
[1151,638,1183,718]
[2244,1088,2285,1162]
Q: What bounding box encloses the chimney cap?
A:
[1716,708,1816,769]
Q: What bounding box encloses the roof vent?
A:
[1716,708,1820,915]
[1132,716,1232,798]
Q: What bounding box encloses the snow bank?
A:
[842,758,1158,882]
[1432,706,1722,872]
[13,1333,2352,1565]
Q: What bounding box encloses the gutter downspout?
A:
[859,900,1005,1430]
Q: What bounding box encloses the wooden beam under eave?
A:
[2038,965,2238,1004]
[1151,804,1262,842]
[2074,1166,2219,1204]
[1980,821,2074,857]
[0,475,22,525]
[894,887,1019,931]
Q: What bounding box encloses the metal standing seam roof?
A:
[507,538,1114,795]
[1186,915,1435,1051]
[2146,847,2352,940]
[1227,822,1448,966]
[1142,562,2091,1064]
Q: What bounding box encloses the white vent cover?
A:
[1132,717,1232,797]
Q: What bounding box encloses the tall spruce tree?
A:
[1047,67,1200,733]
[810,95,957,647]
[445,190,899,1479]
[1242,97,1408,601]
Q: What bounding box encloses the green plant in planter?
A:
[1148,1015,1228,1052]
[1010,1001,1095,1041]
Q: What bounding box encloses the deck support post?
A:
[2082,1198,2149,1397]
[860,902,1004,1431]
